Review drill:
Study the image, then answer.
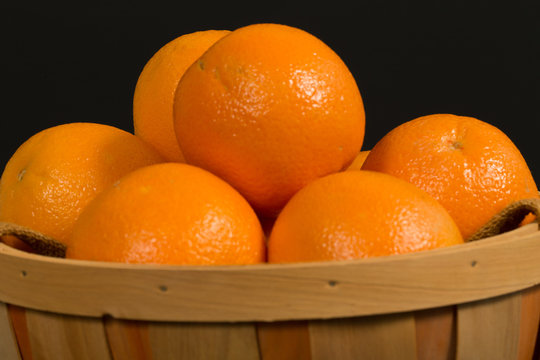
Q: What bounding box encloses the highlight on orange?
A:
[0,122,164,249]
[66,163,266,265]
[133,30,230,162]
[268,170,463,263]
[362,113,539,239]
[173,23,365,216]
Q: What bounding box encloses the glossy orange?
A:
[0,123,164,248]
[268,171,463,263]
[133,30,230,162]
[362,114,539,239]
[173,23,365,216]
[66,163,265,265]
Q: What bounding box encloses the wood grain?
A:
[257,321,311,360]
[8,305,32,360]
[24,308,111,360]
[104,318,153,360]
[517,286,540,360]
[0,301,21,360]
[147,322,259,360]
[308,313,417,360]
[0,224,538,322]
[456,292,522,360]
[415,306,456,360]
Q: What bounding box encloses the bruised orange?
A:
[0,123,164,249]
[173,23,365,216]
[66,163,265,265]
[268,170,463,263]
[133,30,230,162]
[362,114,539,239]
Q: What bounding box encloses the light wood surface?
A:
[0,302,21,360]
[0,223,538,322]
[456,292,522,360]
[309,313,417,360]
[0,224,539,359]
[147,322,259,360]
[22,308,112,360]
[104,318,152,360]
[415,306,455,360]
[0,223,539,322]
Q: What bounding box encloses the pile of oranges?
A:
[0,23,538,266]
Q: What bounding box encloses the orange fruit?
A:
[346,150,370,171]
[361,114,539,239]
[66,163,265,265]
[173,23,365,216]
[268,170,463,263]
[0,123,164,249]
[133,30,230,162]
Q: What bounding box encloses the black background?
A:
[1,2,539,182]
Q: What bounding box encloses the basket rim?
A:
[0,222,539,322]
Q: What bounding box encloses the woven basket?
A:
[0,204,539,359]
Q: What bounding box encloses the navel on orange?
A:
[173,23,365,216]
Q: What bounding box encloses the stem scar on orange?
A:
[362,113,539,239]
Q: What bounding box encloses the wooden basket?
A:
[1,222,540,360]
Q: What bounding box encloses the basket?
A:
[1,217,540,360]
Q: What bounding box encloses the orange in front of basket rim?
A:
[67,163,265,265]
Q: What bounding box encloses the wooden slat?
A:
[0,224,538,322]
[0,302,21,360]
[308,313,417,360]
[104,318,153,360]
[257,320,311,360]
[147,322,260,360]
[415,306,456,360]
[8,305,32,360]
[517,285,540,360]
[456,292,522,360]
[24,308,112,360]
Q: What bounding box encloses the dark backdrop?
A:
[1,2,539,182]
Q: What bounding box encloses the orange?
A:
[361,114,539,239]
[133,30,230,162]
[346,150,370,171]
[268,170,463,263]
[0,122,164,249]
[66,163,265,265]
[173,23,365,216]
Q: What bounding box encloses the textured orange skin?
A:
[0,123,164,247]
[66,163,265,265]
[173,23,365,216]
[362,114,540,240]
[133,30,230,162]
[346,150,370,171]
[268,171,463,263]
